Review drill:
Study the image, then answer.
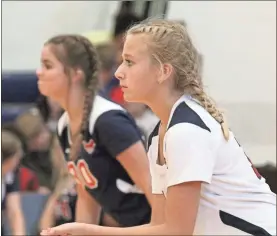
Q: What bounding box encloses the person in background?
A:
[14,108,55,193]
[104,11,159,141]
[39,136,75,232]
[2,130,26,235]
[18,166,40,192]
[2,123,40,192]
[39,180,77,232]
[112,11,143,66]
[95,43,117,91]
[95,40,158,141]
[103,11,142,99]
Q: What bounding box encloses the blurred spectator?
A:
[38,134,73,233]
[36,95,63,132]
[112,11,143,66]
[39,181,77,232]
[95,43,117,90]
[2,123,28,156]
[14,108,55,193]
[2,123,40,192]
[100,10,158,140]
[2,130,26,235]
[18,167,40,192]
[103,11,142,99]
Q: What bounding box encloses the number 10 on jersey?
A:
[67,160,98,189]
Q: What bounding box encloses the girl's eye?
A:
[42,63,52,70]
[125,59,133,67]
[45,64,52,69]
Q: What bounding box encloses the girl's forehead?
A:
[41,45,62,64]
[41,45,54,57]
[123,34,150,57]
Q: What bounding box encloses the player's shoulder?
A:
[168,96,213,133]
[57,95,126,136]
[88,95,128,133]
[94,94,124,113]
[165,96,223,149]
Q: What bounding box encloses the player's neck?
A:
[147,90,183,128]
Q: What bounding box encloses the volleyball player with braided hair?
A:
[36,34,153,228]
[41,19,276,236]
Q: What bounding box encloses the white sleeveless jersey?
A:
[148,95,276,235]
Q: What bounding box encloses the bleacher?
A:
[2,72,40,124]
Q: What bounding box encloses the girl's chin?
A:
[122,93,143,104]
[37,83,57,99]
[37,84,50,97]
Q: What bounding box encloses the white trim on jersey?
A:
[57,95,125,137]
[57,112,68,137]
[88,95,124,134]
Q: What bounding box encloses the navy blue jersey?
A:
[1,170,20,210]
[57,95,151,227]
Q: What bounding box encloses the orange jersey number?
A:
[67,160,98,189]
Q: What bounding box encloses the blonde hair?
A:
[127,19,229,140]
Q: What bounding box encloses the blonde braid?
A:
[190,81,229,140]
[177,36,230,140]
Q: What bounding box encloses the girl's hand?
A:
[40,223,86,236]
